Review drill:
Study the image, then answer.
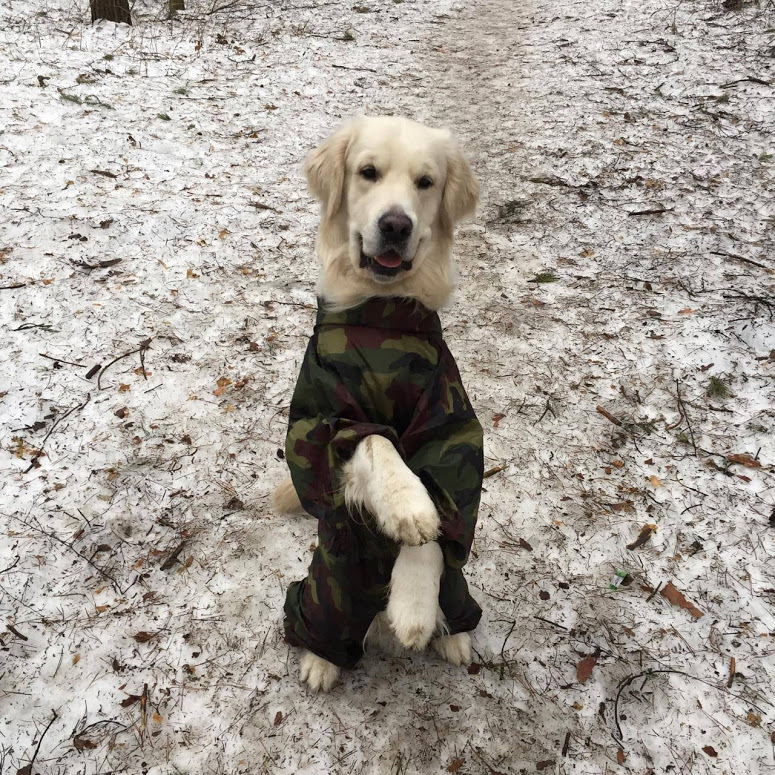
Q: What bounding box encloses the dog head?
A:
[305,116,478,308]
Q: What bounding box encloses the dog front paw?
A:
[299,650,340,692]
[432,631,471,666]
[379,481,440,546]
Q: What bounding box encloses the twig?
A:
[6,623,28,641]
[160,540,187,571]
[710,250,771,272]
[483,465,507,479]
[19,710,58,774]
[674,380,696,456]
[612,668,768,741]
[24,395,91,473]
[331,63,378,73]
[534,615,568,630]
[627,206,668,216]
[14,514,123,593]
[97,338,152,389]
[0,556,20,573]
[0,283,27,290]
[39,352,84,368]
[596,405,622,426]
[720,77,771,88]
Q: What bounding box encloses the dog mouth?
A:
[359,238,413,278]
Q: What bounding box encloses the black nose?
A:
[378,210,413,243]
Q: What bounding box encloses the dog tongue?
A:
[374,251,402,268]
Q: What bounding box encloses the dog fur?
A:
[275,116,479,691]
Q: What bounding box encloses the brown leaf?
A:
[617,748,625,764]
[702,746,718,757]
[447,757,465,773]
[449,704,460,712]
[660,581,704,619]
[492,412,505,428]
[118,383,130,393]
[537,761,556,771]
[73,733,98,751]
[72,653,81,665]
[467,662,481,675]
[518,537,533,551]
[274,711,283,726]
[133,631,156,643]
[576,654,597,684]
[120,693,142,707]
[626,523,657,550]
[649,475,663,487]
[727,453,761,469]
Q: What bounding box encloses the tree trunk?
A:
[90,0,131,25]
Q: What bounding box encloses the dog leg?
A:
[386,542,443,650]
[432,631,471,666]
[342,435,440,545]
[272,477,305,514]
[299,650,340,692]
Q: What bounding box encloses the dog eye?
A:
[416,176,433,190]
[360,165,378,181]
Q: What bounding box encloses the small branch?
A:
[0,283,27,290]
[627,206,668,216]
[596,405,622,427]
[160,540,187,571]
[675,380,696,456]
[97,338,152,390]
[534,615,568,630]
[483,464,507,479]
[0,556,20,573]
[19,710,58,775]
[39,352,84,368]
[710,250,771,272]
[24,395,91,473]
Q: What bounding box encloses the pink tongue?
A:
[374,251,402,268]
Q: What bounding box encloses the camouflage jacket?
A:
[283,296,483,668]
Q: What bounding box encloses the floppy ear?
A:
[304,123,355,221]
[441,143,479,230]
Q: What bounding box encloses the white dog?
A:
[274,116,481,692]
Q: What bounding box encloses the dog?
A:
[274,116,482,692]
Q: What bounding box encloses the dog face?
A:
[305,116,478,288]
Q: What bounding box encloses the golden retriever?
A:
[274,116,479,691]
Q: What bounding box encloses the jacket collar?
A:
[316,296,442,335]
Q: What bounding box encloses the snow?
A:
[1,0,774,772]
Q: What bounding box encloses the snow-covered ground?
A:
[1,0,774,771]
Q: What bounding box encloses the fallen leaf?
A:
[72,653,81,665]
[274,711,283,726]
[118,384,130,393]
[447,757,465,773]
[492,412,506,428]
[73,733,98,751]
[660,581,703,619]
[617,748,625,764]
[537,761,556,771]
[152,712,162,723]
[467,662,481,675]
[727,453,761,469]
[219,228,229,239]
[626,523,657,550]
[449,704,460,712]
[519,537,533,551]
[577,654,597,684]
[120,694,142,707]
[702,745,718,757]
[678,307,695,314]
[747,711,762,727]
[649,475,663,487]
[133,631,156,643]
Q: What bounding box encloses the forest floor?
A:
[1,0,774,772]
